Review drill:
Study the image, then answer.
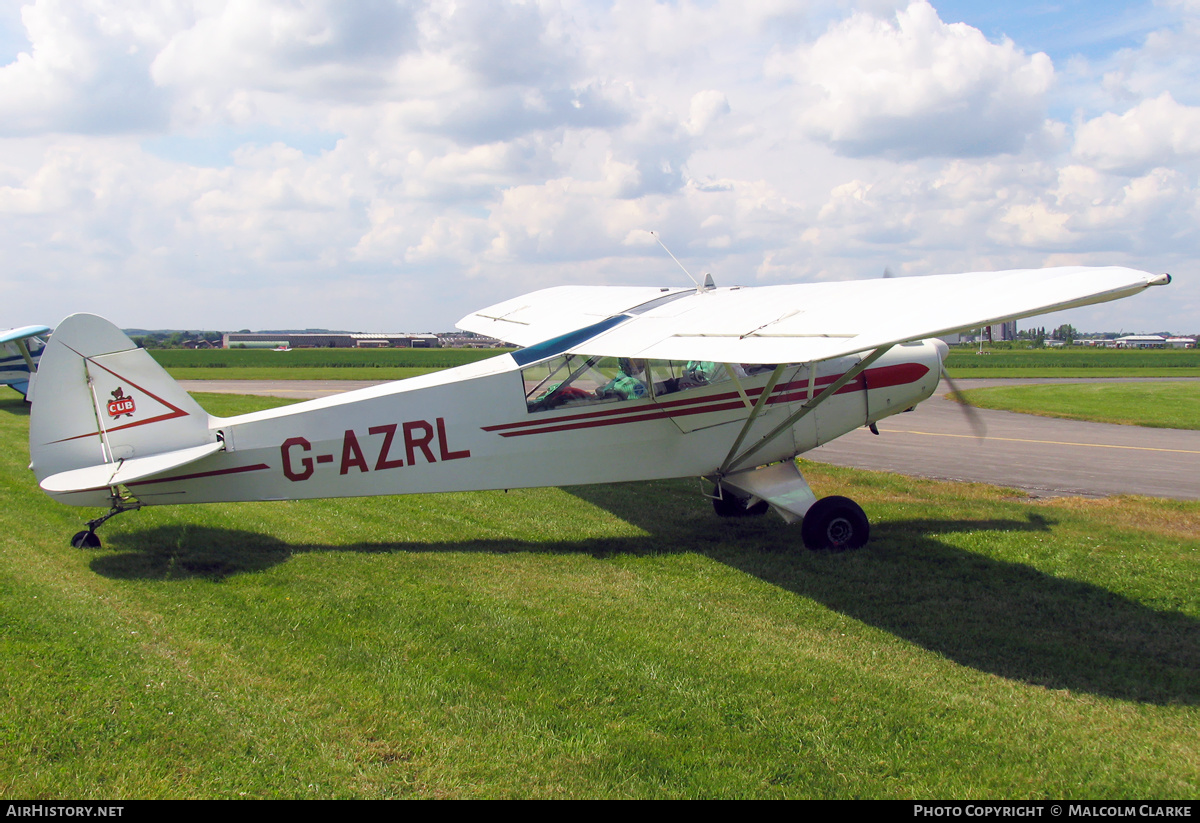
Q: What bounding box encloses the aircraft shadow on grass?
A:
[0,396,30,416]
[94,482,1198,707]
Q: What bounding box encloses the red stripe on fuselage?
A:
[485,362,928,438]
[60,462,270,495]
[126,462,271,487]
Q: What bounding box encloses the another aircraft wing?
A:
[457,267,1169,364]
[1,325,52,345]
[2,324,52,398]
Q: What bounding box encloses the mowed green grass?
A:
[153,348,508,382]
[166,366,439,381]
[2,392,1197,798]
[954,382,1200,430]
[154,345,1200,380]
[944,347,1200,379]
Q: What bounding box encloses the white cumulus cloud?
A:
[772,0,1054,158]
[1073,92,1200,174]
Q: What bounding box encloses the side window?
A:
[523,356,649,413]
[521,356,762,413]
[649,360,736,396]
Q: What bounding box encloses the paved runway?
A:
[181,378,1200,501]
[809,379,1200,500]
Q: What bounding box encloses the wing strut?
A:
[717,364,788,471]
[719,345,894,475]
[15,338,37,372]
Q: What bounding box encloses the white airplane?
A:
[27,266,1169,550]
[2,325,52,399]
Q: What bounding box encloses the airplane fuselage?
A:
[48,341,942,508]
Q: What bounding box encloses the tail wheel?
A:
[801,496,869,550]
[71,530,101,549]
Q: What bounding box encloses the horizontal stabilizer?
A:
[40,441,224,493]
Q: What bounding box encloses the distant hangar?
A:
[222,332,442,349]
[220,331,505,349]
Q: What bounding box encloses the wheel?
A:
[800,496,869,551]
[712,491,770,518]
[71,530,101,549]
[712,492,744,517]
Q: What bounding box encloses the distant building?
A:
[985,321,1017,342]
[437,332,506,348]
[1166,337,1196,348]
[222,332,441,349]
[1112,335,1166,349]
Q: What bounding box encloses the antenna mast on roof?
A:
[646,230,714,292]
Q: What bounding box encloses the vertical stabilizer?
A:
[29,314,216,502]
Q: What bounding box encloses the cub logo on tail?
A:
[106,387,136,419]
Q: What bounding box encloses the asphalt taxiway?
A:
[181,378,1200,501]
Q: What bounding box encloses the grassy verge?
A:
[945,368,1200,379]
[944,347,1200,379]
[952,382,1200,430]
[166,367,437,381]
[3,393,1197,798]
[152,347,511,382]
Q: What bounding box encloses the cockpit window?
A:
[522,356,760,413]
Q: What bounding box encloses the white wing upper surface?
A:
[457,267,1169,364]
[457,285,692,347]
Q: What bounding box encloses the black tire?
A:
[800,496,869,551]
[712,492,745,518]
[71,530,101,549]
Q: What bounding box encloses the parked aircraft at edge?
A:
[2,325,51,399]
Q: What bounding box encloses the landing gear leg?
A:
[710,463,872,550]
[69,494,141,550]
[711,486,769,518]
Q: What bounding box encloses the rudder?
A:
[29,314,217,506]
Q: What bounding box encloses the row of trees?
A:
[1016,324,1080,344]
[132,331,226,349]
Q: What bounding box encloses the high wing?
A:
[458,267,1169,363]
[457,285,693,348]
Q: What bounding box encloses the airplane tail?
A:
[29,314,221,506]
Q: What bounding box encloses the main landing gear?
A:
[711,462,870,551]
[711,490,770,518]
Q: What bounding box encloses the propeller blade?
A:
[941,367,987,439]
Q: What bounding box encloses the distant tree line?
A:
[131,331,224,349]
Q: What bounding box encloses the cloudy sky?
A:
[1,0,1196,335]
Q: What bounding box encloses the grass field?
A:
[954,382,1200,430]
[151,348,508,381]
[151,346,1200,381]
[943,347,1200,379]
[3,392,1197,798]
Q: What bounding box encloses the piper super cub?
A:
[27,266,1169,550]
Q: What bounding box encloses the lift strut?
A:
[718,344,893,475]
